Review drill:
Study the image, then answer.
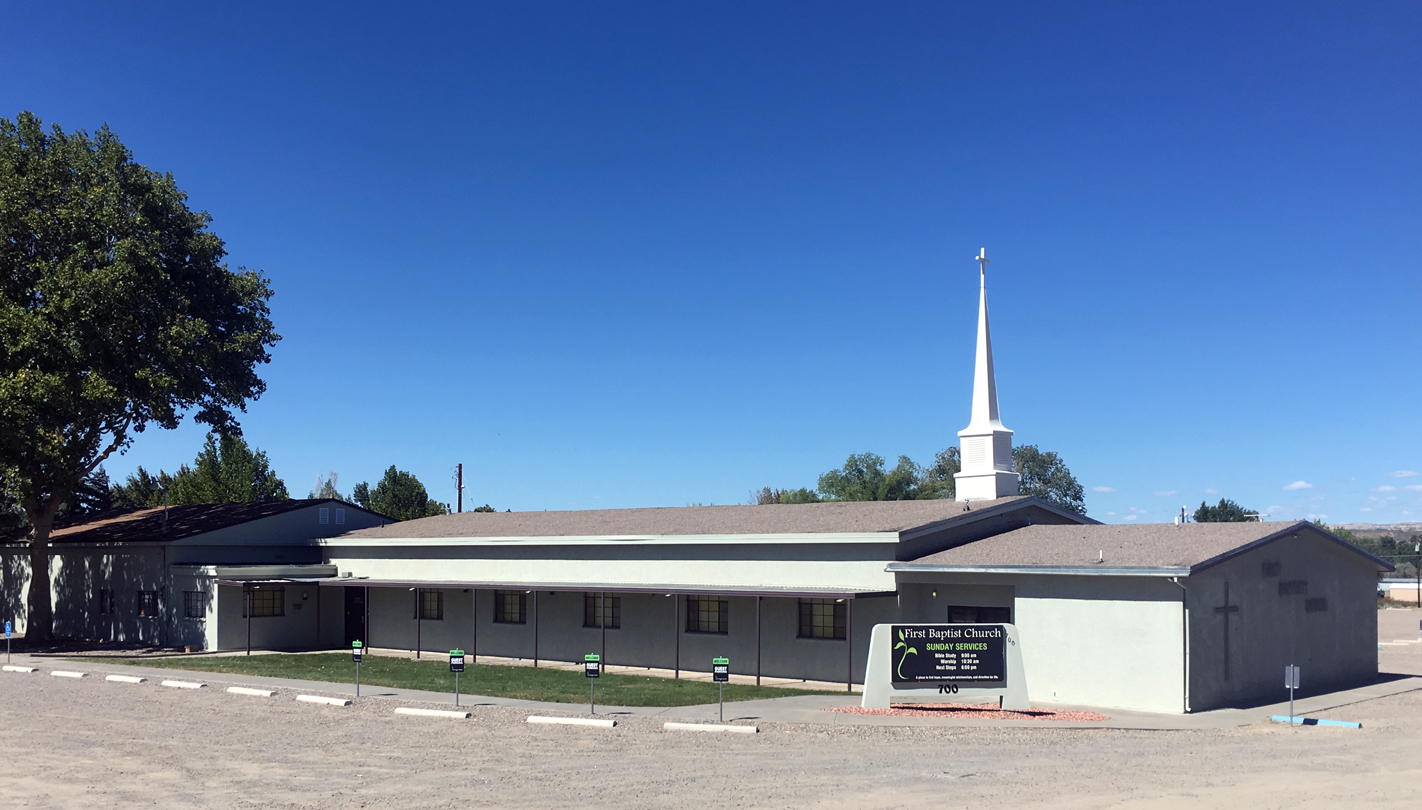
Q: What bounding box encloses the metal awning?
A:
[311,578,896,599]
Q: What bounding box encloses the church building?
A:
[4,250,1391,714]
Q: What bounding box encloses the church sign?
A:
[890,624,1007,685]
[862,623,1029,710]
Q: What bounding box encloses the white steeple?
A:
[954,248,1019,501]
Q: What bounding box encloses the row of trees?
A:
[314,469,451,521]
[754,445,1088,514]
[17,431,458,524]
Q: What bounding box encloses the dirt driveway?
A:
[1,610,1418,809]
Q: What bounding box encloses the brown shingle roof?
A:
[893,521,1391,571]
[335,497,1032,539]
[1,499,347,545]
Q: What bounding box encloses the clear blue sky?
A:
[6,2,1420,524]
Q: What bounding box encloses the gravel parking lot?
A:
[2,610,1420,810]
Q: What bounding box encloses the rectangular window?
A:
[243,587,285,618]
[1279,580,1309,596]
[183,590,205,619]
[685,595,728,634]
[335,508,345,525]
[319,507,330,525]
[98,589,116,615]
[415,589,444,621]
[946,605,1012,624]
[136,590,159,617]
[1304,597,1329,613]
[797,598,847,639]
[583,593,621,629]
[494,590,526,624]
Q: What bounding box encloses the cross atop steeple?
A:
[954,247,1020,501]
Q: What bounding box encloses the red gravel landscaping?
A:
[830,703,1109,721]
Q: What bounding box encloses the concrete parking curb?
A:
[2,665,37,673]
[51,671,87,678]
[527,716,617,728]
[395,707,471,719]
[664,722,758,734]
[161,680,206,689]
[297,695,352,707]
[106,675,146,684]
[228,687,276,697]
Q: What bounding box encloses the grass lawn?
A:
[75,653,835,707]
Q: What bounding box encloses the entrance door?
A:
[344,587,366,645]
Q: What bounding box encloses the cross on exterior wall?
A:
[1214,582,1240,681]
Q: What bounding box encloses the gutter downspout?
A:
[1171,576,1190,713]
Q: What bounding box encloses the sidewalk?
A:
[9,650,1419,730]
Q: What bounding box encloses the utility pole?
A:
[456,463,464,513]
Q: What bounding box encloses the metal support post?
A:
[846,598,853,692]
[533,591,539,667]
[416,587,422,659]
[755,595,762,686]
[674,594,680,679]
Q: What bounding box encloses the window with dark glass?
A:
[98,589,116,615]
[136,590,160,617]
[494,590,526,624]
[243,587,285,618]
[946,605,1011,624]
[685,595,728,634]
[415,589,444,621]
[583,593,621,628]
[183,590,205,619]
[797,598,847,639]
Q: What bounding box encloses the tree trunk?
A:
[24,505,58,643]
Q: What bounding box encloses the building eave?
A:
[319,531,901,548]
[887,563,1192,577]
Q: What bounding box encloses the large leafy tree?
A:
[352,466,447,521]
[1012,445,1086,514]
[817,453,923,502]
[1193,498,1255,522]
[0,113,279,641]
[756,444,1090,510]
[167,433,288,504]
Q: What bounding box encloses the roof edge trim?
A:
[887,563,1191,577]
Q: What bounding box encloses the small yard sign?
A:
[451,649,465,707]
[585,654,601,714]
[713,657,730,720]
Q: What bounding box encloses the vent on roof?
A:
[335,508,345,525]
[319,507,329,525]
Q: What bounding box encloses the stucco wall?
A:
[323,538,899,593]
[1187,529,1379,711]
[50,546,170,644]
[350,585,894,684]
[214,583,322,651]
[894,574,1186,714]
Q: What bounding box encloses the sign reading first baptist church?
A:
[863,622,1029,710]
[891,624,1007,685]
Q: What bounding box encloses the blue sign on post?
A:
[4,621,10,638]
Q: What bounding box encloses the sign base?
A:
[860,623,1029,711]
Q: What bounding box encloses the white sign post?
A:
[861,623,1029,711]
[1285,665,1300,723]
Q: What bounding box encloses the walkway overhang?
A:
[213,576,896,599]
[887,563,1193,577]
